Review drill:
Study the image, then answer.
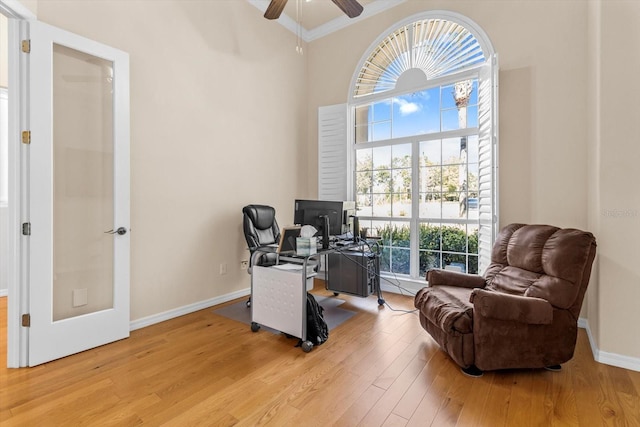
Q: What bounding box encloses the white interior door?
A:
[28,21,130,366]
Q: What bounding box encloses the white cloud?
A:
[394,97,421,115]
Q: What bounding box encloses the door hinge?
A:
[21,314,31,327]
[22,222,31,236]
[22,130,31,144]
[21,39,30,53]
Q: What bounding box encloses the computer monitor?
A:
[293,200,356,247]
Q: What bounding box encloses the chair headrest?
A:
[242,205,276,230]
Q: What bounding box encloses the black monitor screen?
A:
[293,199,353,237]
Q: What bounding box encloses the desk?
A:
[249,241,382,352]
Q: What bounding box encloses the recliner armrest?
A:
[426,268,486,289]
[470,289,553,324]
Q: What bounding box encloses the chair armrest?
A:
[470,289,553,324]
[426,268,486,289]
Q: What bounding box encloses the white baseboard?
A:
[0,289,7,297]
[129,288,250,331]
[579,317,640,372]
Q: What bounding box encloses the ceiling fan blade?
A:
[264,0,288,20]
[331,0,364,18]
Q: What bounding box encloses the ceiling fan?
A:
[264,0,364,20]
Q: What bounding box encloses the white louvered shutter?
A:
[318,104,349,201]
[477,54,499,274]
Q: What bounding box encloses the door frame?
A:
[1,0,35,368]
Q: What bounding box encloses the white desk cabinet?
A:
[251,265,314,348]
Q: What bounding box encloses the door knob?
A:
[104,227,127,235]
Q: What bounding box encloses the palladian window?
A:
[319,12,498,282]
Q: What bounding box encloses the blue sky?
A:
[364,79,479,141]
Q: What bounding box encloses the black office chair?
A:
[242,204,281,306]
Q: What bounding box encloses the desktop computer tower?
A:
[326,251,379,298]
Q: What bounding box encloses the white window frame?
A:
[317,11,498,288]
[350,70,483,278]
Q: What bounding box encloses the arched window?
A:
[320,11,497,281]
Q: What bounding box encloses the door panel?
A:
[52,44,115,321]
[28,21,130,366]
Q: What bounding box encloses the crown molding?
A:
[247,0,407,42]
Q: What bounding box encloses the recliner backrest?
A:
[484,223,596,315]
[242,204,281,250]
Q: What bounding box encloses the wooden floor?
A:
[1,285,640,426]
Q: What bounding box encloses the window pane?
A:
[419,222,442,277]
[373,100,392,121]
[441,108,459,131]
[372,122,391,141]
[467,105,478,128]
[354,102,393,143]
[372,146,391,170]
[390,248,410,274]
[420,193,441,218]
[354,104,370,127]
[443,253,467,273]
[417,223,480,276]
[392,169,410,193]
[469,80,479,105]
[391,143,411,168]
[356,196,373,217]
[441,84,457,109]
[419,222,441,251]
[372,169,390,193]
[420,139,441,165]
[467,135,479,163]
[422,166,441,192]
[420,251,441,276]
[355,124,369,143]
[442,137,464,165]
[468,255,479,274]
[372,193,391,216]
[377,221,411,275]
[392,193,411,217]
[392,88,440,138]
[442,223,468,252]
[356,149,373,171]
[467,162,479,192]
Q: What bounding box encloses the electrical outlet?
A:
[219,263,228,275]
[240,260,249,270]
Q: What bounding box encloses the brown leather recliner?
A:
[414,223,597,376]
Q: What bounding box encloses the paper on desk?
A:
[272,263,304,271]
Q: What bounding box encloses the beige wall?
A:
[587,0,640,359]
[36,0,309,320]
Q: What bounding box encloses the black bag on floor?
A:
[306,292,329,345]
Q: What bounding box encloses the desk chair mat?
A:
[212,295,357,334]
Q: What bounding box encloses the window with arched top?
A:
[352,17,486,98]
[318,11,498,282]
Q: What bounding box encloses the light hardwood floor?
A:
[1,284,640,426]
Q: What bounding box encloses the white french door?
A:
[27,21,130,366]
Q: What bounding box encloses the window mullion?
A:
[410,139,420,279]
